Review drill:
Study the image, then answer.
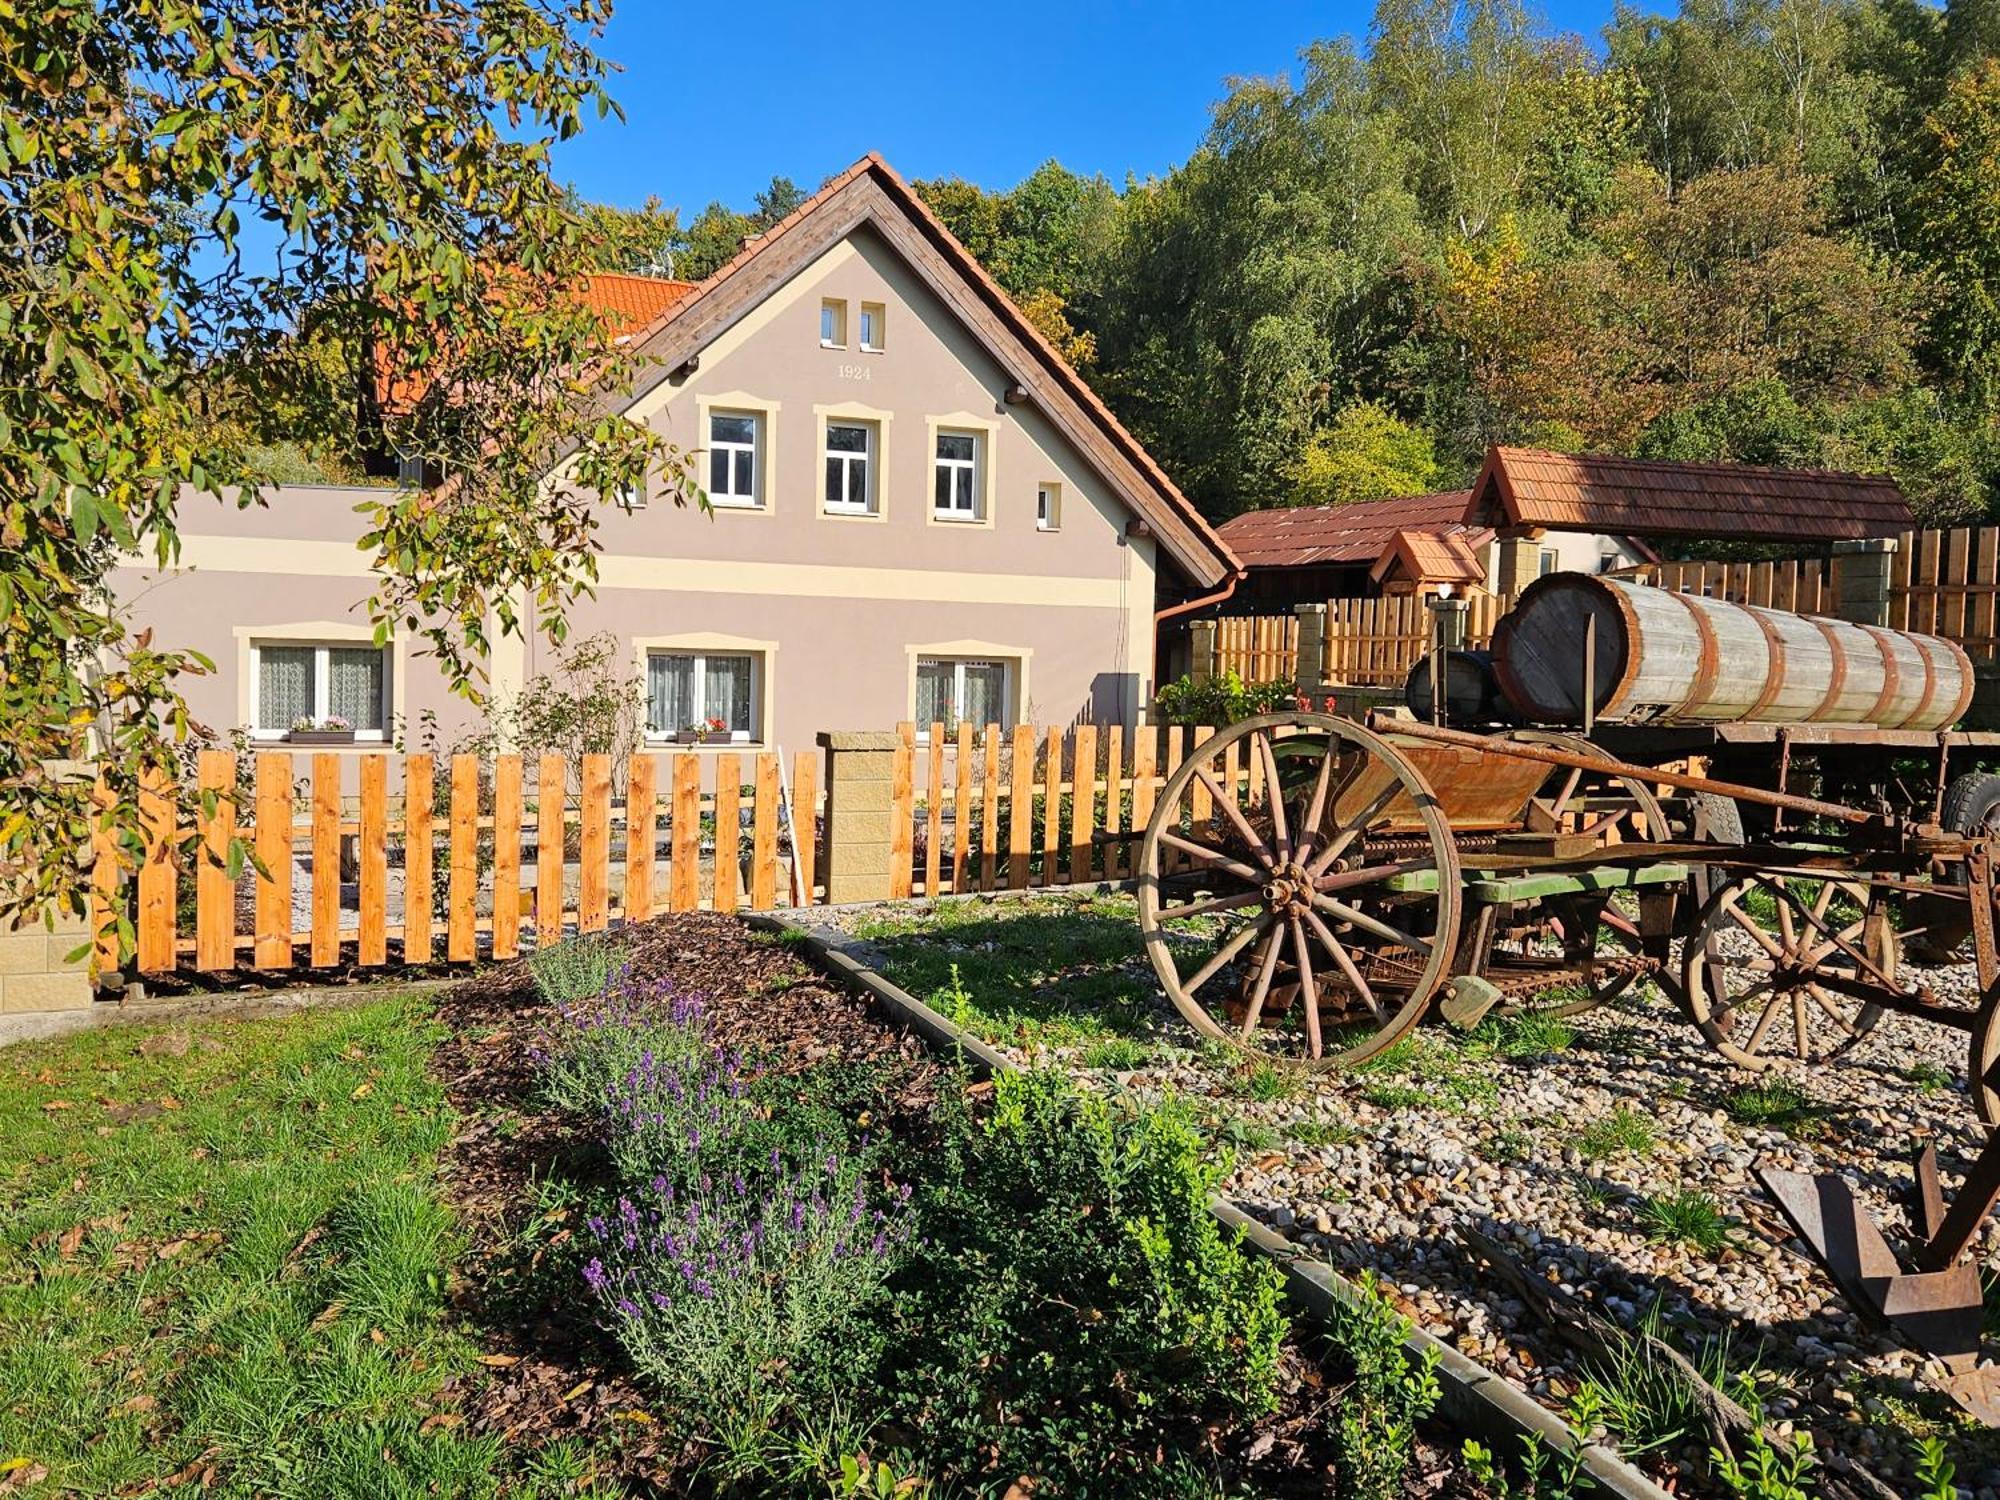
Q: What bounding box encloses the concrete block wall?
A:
[1,910,95,1014]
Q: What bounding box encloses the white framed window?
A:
[820,298,847,348]
[618,481,645,511]
[253,642,391,739]
[934,430,983,520]
[859,302,885,352]
[707,410,761,508]
[1036,482,1062,532]
[823,421,876,515]
[646,651,762,742]
[1538,548,1558,578]
[915,657,1010,733]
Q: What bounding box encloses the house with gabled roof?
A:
[114,154,1241,761]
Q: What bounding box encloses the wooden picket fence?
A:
[1320,593,1502,688]
[885,720,1249,897]
[1213,615,1300,683]
[104,748,819,976]
[1645,526,2000,660]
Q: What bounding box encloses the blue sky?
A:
[553,0,1616,218]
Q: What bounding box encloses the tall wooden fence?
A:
[1320,593,1502,687]
[1214,615,1300,683]
[883,720,1225,898]
[1645,526,2000,660]
[104,748,818,976]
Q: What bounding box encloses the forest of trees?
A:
[583,0,2000,527]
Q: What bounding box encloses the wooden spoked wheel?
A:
[1969,976,2000,1126]
[1493,733,1667,1018]
[1137,713,1463,1068]
[1682,874,1895,1070]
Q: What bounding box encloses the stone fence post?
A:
[1831,537,1898,629]
[1293,603,1326,696]
[1189,619,1218,685]
[817,731,898,905]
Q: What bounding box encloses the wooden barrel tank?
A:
[1491,573,1975,730]
[1404,649,1508,724]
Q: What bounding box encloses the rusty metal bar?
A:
[1386,718,1885,827]
[1915,1131,2000,1272]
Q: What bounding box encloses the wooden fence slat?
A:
[891,724,915,902]
[1041,725,1062,887]
[791,750,818,905]
[713,751,742,914]
[195,750,235,972]
[1069,724,1097,885]
[624,754,655,924]
[537,754,564,944]
[923,723,944,899]
[253,752,293,969]
[1008,724,1035,890]
[578,753,611,932]
[311,754,340,967]
[405,756,434,964]
[752,753,779,910]
[979,724,1001,892]
[670,754,701,912]
[1103,724,1125,880]
[492,755,523,959]
[951,722,972,895]
[448,753,478,962]
[1131,725,1157,873]
[136,766,175,973]
[358,754,388,967]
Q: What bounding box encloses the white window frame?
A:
[933,429,983,521]
[1538,548,1559,578]
[643,649,764,744]
[1036,482,1062,532]
[859,301,885,352]
[706,409,762,509]
[913,655,1013,734]
[823,420,875,516]
[820,298,848,349]
[250,640,392,741]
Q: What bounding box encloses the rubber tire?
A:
[1907,772,2000,963]
[1688,792,1744,910]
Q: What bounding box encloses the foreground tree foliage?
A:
[3,1,697,936]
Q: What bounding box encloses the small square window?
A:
[1036,483,1061,532]
[820,299,847,348]
[1538,548,1558,577]
[859,302,885,351]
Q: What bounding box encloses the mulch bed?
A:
[425,912,1479,1496]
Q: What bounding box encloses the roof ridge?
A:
[1494,444,1897,487]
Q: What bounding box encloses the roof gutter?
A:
[1154,570,1243,627]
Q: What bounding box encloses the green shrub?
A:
[1326,1272,1441,1500]
[527,933,617,1006]
[1154,670,1295,726]
[881,1069,1288,1488]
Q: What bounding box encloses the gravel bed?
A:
[818,892,2000,1497]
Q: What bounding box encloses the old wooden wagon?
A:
[1134,572,2000,1417]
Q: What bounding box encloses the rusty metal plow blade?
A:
[1758,1141,2000,1424]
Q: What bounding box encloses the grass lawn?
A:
[0,994,523,1497]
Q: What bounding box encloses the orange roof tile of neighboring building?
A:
[580,271,700,340]
[1215,492,1480,570]
[1369,527,1488,587]
[1466,446,1912,543]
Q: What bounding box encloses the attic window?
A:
[860,302,885,352]
[820,299,847,348]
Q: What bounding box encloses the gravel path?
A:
[822,892,2000,1497]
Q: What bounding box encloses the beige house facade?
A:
[114,156,1239,766]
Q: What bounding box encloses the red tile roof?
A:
[1215,492,1480,569]
[580,272,700,340]
[1370,527,1488,587]
[1467,446,1911,543]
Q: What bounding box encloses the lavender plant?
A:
[580,1151,912,1414]
[528,967,711,1117]
[598,1041,750,1184]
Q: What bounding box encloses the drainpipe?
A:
[1150,572,1245,708]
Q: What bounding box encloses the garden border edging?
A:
[749,914,1671,1500]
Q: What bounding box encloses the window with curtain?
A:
[252,642,390,736]
[914,657,1010,733]
[646,651,760,739]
